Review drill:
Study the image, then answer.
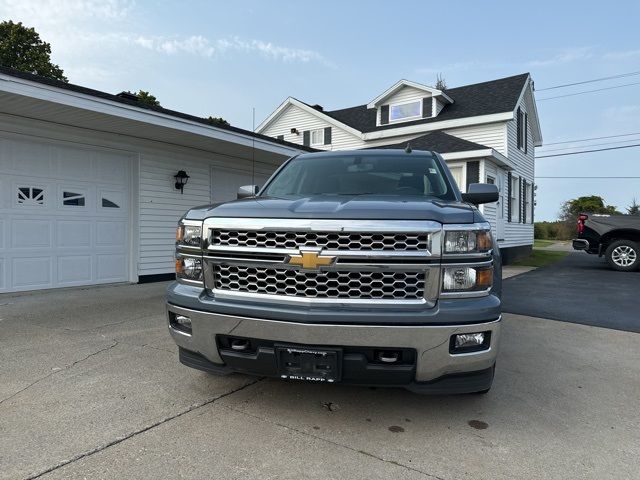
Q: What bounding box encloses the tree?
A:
[435,73,447,90]
[206,116,230,127]
[0,21,67,82]
[627,198,640,215]
[135,90,160,107]
[559,195,620,223]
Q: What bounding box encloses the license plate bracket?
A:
[275,344,342,383]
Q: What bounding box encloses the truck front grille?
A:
[213,265,426,300]
[211,230,429,251]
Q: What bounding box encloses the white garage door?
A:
[0,135,132,293]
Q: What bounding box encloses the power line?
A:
[537,143,640,158]
[538,138,640,153]
[536,70,640,91]
[536,176,640,179]
[541,131,640,146]
[537,81,640,101]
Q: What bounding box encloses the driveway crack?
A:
[220,404,447,480]
[0,341,119,406]
[24,377,264,480]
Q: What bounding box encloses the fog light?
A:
[170,313,192,334]
[450,332,490,354]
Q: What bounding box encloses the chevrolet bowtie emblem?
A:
[287,250,336,270]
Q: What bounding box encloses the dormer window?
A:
[389,100,422,122]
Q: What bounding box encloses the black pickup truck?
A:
[573,214,640,271]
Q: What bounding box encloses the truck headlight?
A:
[442,265,492,293]
[176,224,203,248]
[444,229,492,254]
[176,256,203,282]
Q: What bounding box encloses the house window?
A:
[102,198,120,208]
[389,100,421,122]
[17,186,45,206]
[62,191,86,206]
[310,128,324,146]
[510,175,520,222]
[449,165,464,191]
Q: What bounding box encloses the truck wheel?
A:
[605,240,640,271]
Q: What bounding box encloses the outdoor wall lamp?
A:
[174,170,190,194]
[290,128,299,135]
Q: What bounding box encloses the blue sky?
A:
[1,0,639,220]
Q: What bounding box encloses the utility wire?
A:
[537,81,640,101]
[541,131,640,146]
[537,143,640,158]
[538,138,640,153]
[536,176,640,179]
[536,70,640,91]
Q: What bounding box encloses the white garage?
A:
[0,66,305,293]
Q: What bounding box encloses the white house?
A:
[0,66,307,293]
[257,74,543,262]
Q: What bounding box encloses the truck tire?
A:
[605,239,640,271]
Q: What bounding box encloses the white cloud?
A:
[132,34,328,64]
[526,47,593,67]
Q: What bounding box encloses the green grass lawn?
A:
[533,239,558,248]
[510,249,569,268]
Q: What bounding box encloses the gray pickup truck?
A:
[167,149,501,394]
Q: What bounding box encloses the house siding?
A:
[502,94,535,249]
[262,104,362,150]
[444,123,507,154]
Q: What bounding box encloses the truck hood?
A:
[186,195,480,224]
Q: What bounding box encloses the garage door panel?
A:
[11,219,52,248]
[96,254,127,281]
[54,146,94,181]
[57,256,92,284]
[93,152,128,185]
[57,221,91,247]
[11,257,52,288]
[96,221,126,247]
[6,140,53,177]
[0,220,4,249]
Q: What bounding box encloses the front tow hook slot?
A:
[230,339,250,351]
[377,351,400,363]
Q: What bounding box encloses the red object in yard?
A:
[577,214,588,234]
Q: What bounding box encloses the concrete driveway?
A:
[502,252,640,332]
[1,283,639,480]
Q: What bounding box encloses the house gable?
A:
[259,101,362,150]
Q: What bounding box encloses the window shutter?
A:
[422,97,432,118]
[303,130,310,146]
[531,182,535,223]
[324,127,332,145]
[516,108,522,149]
[507,172,512,222]
[380,105,389,125]
[519,178,524,223]
[466,161,480,192]
[524,112,528,154]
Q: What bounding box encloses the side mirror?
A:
[237,185,259,199]
[461,183,499,205]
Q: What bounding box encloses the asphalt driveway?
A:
[1,282,639,479]
[502,252,640,333]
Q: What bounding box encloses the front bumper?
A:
[166,303,501,389]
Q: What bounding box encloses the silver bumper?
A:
[167,303,500,382]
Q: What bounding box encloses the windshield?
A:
[262,153,456,200]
